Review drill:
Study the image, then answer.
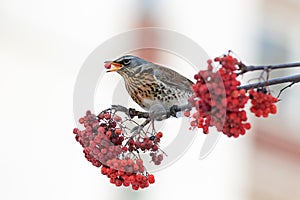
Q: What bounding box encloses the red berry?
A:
[104,113,111,119]
[156,132,163,138]
[151,145,159,151]
[132,184,139,190]
[115,129,122,135]
[73,128,79,134]
[148,174,155,184]
[104,62,112,69]
[79,118,84,124]
[115,179,122,187]
[184,110,190,117]
[106,131,112,138]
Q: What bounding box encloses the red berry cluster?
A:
[249,89,278,117]
[101,158,155,190]
[73,110,164,190]
[189,56,251,137]
[150,153,164,165]
[188,55,278,138]
[126,131,164,165]
[73,111,122,166]
[127,133,161,152]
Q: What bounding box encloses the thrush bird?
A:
[105,55,194,112]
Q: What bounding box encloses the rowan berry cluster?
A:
[249,89,277,117]
[127,131,164,165]
[101,158,154,190]
[188,54,278,137]
[73,110,163,190]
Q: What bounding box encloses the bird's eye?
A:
[122,59,131,65]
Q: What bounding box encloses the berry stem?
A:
[238,73,300,90]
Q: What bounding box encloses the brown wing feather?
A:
[152,64,194,92]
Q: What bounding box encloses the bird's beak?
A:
[105,61,123,72]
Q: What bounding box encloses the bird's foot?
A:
[169,105,179,117]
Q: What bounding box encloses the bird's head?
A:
[105,55,149,75]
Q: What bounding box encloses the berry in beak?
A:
[105,61,123,72]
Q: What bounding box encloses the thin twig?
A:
[277,82,295,98]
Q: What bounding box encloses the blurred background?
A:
[1,0,300,199]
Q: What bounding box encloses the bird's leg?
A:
[169,105,179,117]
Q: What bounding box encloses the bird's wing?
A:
[152,64,194,92]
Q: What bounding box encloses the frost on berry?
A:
[73,109,164,190]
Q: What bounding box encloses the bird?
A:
[105,55,194,113]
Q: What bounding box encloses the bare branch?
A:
[238,74,300,90]
[239,62,300,74]
[111,104,192,121]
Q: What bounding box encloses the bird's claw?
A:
[169,105,179,117]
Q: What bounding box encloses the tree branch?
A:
[111,104,192,120]
[238,74,300,90]
[239,62,300,74]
